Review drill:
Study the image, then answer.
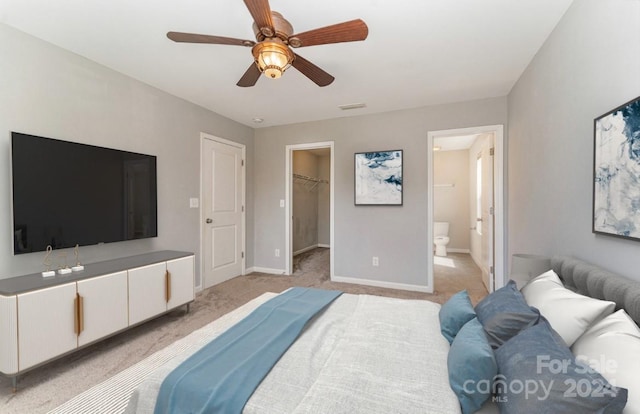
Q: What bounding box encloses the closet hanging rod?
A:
[293,173,329,184]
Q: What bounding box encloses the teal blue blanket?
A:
[153,287,342,414]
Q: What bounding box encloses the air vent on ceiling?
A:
[338,103,366,111]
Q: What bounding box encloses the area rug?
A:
[47,293,275,414]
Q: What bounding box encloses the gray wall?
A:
[508,0,640,280]
[434,150,470,251]
[0,24,254,284]
[254,98,507,287]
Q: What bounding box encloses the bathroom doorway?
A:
[427,126,504,296]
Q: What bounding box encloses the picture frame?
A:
[593,95,640,240]
[354,150,403,206]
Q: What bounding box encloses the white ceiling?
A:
[434,134,479,152]
[0,0,574,128]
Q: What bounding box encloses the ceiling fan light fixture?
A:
[169,3,368,87]
[252,39,294,79]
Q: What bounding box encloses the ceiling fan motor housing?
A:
[250,11,297,78]
[252,11,294,43]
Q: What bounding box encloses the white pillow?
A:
[571,310,640,414]
[521,268,564,287]
[521,270,615,346]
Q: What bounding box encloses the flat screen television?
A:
[11,132,158,255]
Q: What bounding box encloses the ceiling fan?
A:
[167,0,368,87]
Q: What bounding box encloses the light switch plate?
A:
[189,198,199,208]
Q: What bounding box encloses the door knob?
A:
[206,218,213,223]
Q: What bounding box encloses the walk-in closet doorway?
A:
[285,142,334,277]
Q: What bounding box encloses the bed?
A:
[125,290,462,414]
[56,256,640,414]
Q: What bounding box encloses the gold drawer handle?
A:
[74,293,84,335]
[165,270,171,303]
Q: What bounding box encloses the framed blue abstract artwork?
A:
[593,95,640,240]
[354,150,403,205]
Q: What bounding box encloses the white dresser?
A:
[0,250,195,389]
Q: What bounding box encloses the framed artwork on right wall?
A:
[593,95,640,240]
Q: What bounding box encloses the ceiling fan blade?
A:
[167,31,255,46]
[237,63,261,87]
[243,0,274,33]
[289,19,368,48]
[292,54,334,87]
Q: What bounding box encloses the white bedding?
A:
[125,292,463,414]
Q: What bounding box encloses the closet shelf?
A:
[293,174,329,191]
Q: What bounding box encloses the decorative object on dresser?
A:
[0,250,194,391]
[57,251,72,275]
[72,244,85,272]
[593,95,640,241]
[41,245,55,277]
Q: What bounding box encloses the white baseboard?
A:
[448,248,470,254]
[318,244,330,248]
[293,244,331,256]
[331,275,433,293]
[469,252,482,269]
[293,244,318,256]
[246,267,286,275]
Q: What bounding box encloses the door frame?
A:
[199,132,246,291]
[427,125,504,293]
[285,141,334,276]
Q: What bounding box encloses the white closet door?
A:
[202,138,244,288]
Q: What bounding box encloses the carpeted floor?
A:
[0,248,486,413]
[433,252,489,305]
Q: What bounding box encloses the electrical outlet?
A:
[372,256,379,266]
[275,249,280,257]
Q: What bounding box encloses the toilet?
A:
[434,222,450,257]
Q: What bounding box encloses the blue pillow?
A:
[439,290,476,344]
[495,318,627,413]
[448,317,497,414]
[474,280,540,348]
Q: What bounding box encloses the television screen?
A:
[11,132,157,254]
